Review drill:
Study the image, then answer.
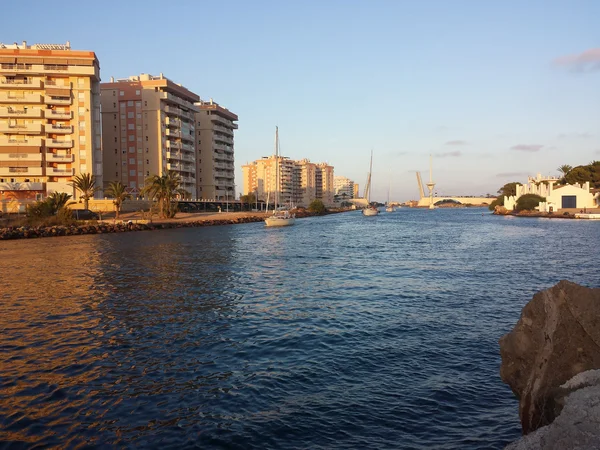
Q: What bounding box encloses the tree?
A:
[497,182,521,197]
[47,192,72,213]
[564,162,600,188]
[557,164,572,177]
[240,193,257,211]
[308,199,326,214]
[142,171,188,218]
[105,181,131,219]
[516,194,545,211]
[70,173,100,210]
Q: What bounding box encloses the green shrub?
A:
[308,199,326,214]
[515,194,545,211]
[488,196,504,211]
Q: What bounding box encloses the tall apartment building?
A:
[0,41,101,210]
[195,100,237,201]
[100,74,199,198]
[334,176,356,200]
[242,157,335,207]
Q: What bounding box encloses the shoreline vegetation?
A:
[0,209,348,241]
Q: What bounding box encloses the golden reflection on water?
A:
[0,236,108,444]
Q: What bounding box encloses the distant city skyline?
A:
[4,0,598,201]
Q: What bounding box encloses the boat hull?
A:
[362,208,379,216]
[265,216,296,227]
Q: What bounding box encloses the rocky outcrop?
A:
[499,281,600,434]
[0,216,267,240]
[506,370,600,449]
[494,205,510,215]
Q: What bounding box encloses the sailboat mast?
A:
[275,126,279,210]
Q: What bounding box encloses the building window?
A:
[135,90,140,96]
[127,100,133,107]
[120,91,125,96]
[135,101,141,108]
[145,136,148,142]
[113,102,116,108]
[114,137,117,142]
[78,92,85,100]
[146,171,150,176]
[144,101,147,107]
[128,112,134,119]
[129,158,135,164]
[113,91,116,96]
[129,146,135,153]
[146,159,149,164]
[114,149,117,154]
[128,124,134,130]
[113,114,116,119]
[116,172,119,177]
[129,170,136,176]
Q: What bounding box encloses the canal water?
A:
[1,209,599,449]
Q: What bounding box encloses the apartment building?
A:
[100,73,199,198]
[195,100,237,201]
[0,41,101,210]
[242,157,335,207]
[334,176,356,200]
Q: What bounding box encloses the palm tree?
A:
[105,181,131,219]
[70,173,100,210]
[47,192,72,214]
[557,164,572,179]
[142,171,189,218]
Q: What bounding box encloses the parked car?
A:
[71,209,100,220]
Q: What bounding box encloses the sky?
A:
[3,0,599,202]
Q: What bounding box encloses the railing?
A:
[0,79,42,88]
[0,137,43,146]
[46,153,73,162]
[47,124,73,133]
[0,107,43,117]
[0,167,43,176]
[0,152,42,161]
[0,93,43,103]
[0,123,44,133]
[46,167,74,176]
[0,64,32,70]
[44,96,71,105]
[45,109,72,119]
[47,139,73,148]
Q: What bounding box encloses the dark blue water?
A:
[1,209,599,449]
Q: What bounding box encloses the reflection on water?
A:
[1,211,599,448]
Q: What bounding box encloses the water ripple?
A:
[1,209,598,448]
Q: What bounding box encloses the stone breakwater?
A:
[0,216,265,240]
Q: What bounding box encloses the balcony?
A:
[0,79,42,89]
[166,128,181,138]
[213,124,234,136]
[0,166,43,176]
[0,93,43,104]
[0,137,43,147]
[0,181,44,191]
[46,124,72,134]
[44,95,71,105]
[46,152,74,162]
[0,152,42,162]
[47,139,73,149]
[45,109,72,119]
[166,151,182,161]
[46,167,74,176]
[165,140,181,150]
[0,123,44,134]
[159,92,200,112]
[0,107,43,118]
[211,115,238,129]
[165,116,180,127]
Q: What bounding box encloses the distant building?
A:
[504,173,599,211]
[100,73,199,198]
[195,99,237,201]
[242,157,335,207]
[334,176,355,200]
[0,41,101,211]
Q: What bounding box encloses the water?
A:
[1,209,599,449]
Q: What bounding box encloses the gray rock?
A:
[499,280,600,433]
[506,370,600,449]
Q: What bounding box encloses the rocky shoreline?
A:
[0,209,348,241]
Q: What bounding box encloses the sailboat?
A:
[362,151,379,216]
[385,179,394,212]
[265,126,296,227]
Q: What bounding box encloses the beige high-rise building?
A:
[0,41,101,211]
[334,175,355,200]
[194,100,237,201]
[242,157,335,207]
[100,74,199,198]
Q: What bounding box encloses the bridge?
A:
[416,196,493,207]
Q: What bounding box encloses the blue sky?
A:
[4,0,599,201]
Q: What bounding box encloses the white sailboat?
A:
[265,126,296,227]
[385,178,394,212]
[362,151,379,216]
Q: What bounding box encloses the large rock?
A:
[506,370,600,449]
[499,280,600,434]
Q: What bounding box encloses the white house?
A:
[504,174,599,212]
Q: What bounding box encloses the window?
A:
[130,181,136,188]
[78,107,86,114]
[129,158,135,164]
[78,78,84,86]
[120,103,126,109]
[146,148,149,153]
[129,146,135,153]
[146,171,150,176]
[114,137,117,142]
[120,91,125,96]
[122,150,126,154]
[145,124,148,130]
[144,101,147,106]
[116,172,119,177]
[137,113,142,119]
[113,114,116,119]
[113,91,116,96]
[129,135,134,141]
[128,124,134,130]
[120,114,125,120]
[135,90,140,95]
[78,92,85,100]
[79,121,86,129]
[135,101,141,108]
[127,100,133,107]
[146,159,149,164]
[145,136,148,142]
[128,112,134,119]
[129,170,136,176]
[113,102,116,108]
[79,136,86,144]
[114,149,117,154]
[115,162,118,166]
